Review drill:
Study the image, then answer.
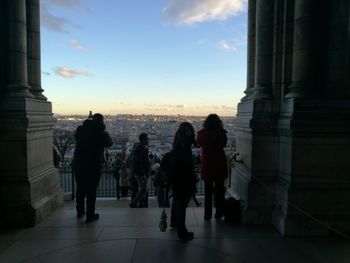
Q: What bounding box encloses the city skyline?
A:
[41,0,248,116]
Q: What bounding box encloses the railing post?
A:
[71,161,75,200]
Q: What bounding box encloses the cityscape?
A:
[54,113,237,162]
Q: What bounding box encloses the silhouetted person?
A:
[169,122,197,241]
[127,142,139,200]
[197,114,227,220]
[113,155,123,199]
[119,162,129,197]
[74,113,113,223]
[129,133,150,208]
[53,144,61,169]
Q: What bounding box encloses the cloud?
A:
[41,0,90,33]
[120,101,133,106]
[194,39,208,46]
[220,105,236,111]
[46,0,91,12]
[53,66,93,78]
[144,104,187,112]
[41,4,75,33]
[219,40,237,51]
[69,39,87,51]
[163,0,247,25]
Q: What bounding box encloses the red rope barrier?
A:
[251,174,350,241]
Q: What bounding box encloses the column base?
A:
[0,98,63,227]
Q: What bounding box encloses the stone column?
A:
[285,0,315,98]
[6,0,34,98]
[241,0,256,101]
[27,0,47,100]
[251,0,274,99]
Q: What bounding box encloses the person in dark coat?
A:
[169,122,197,241]
[129,133,150,208]
[196,114,227,220]
[74,113,113,223]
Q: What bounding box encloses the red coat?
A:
[196,128,228,181]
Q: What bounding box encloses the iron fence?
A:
[59,160,205,199]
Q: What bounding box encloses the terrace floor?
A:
[0,199,349,263]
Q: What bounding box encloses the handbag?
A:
[159,189,168,232]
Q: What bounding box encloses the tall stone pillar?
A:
[251,0,274,99]
[26,0,47,100]
[229,0,278,225]
[274,0,350,236]
[241,0,256,101]
[285,0,314,98]
[6,0,34,98]
[0,0,63,227]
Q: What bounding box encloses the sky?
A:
[40,0,248,116]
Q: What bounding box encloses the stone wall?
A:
[231,0,350,236]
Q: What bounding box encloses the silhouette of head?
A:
[203,114,223,130]
[139,133,149,146]
[93,113,104,124]
[173,122,195,148]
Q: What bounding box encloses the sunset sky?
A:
[40,0,248,116]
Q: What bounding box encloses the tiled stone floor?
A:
[1,199,349,263]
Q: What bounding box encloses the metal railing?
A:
[59,160,205,199]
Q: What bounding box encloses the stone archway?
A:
[1,0,350,235]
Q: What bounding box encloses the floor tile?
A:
[26,240,136,263]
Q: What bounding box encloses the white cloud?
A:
[53,66,93,78]
[46,0,91,12]
[194,39,208,46]
[120,101,133,106]
[41,0,90,33]
[41,4,75,33]
[163,0,247,25]
[69,39,87,51]
[144,103,188,112]
[219,40,237,51]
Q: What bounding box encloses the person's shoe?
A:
[76,210,85,219]
[129,203,137,208]
[177,232,194,241]
[85,213,99,223]
[215,214,223,219]
[204,216,212,221]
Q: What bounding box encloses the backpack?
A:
[223,197,242,223]
[126,150,135,169]
[160,151,173,176]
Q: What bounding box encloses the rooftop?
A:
[0,200,349,263]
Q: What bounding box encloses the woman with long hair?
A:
[197,114,227,220]
[170,122,197,240]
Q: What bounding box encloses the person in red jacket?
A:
[196,114,227,220]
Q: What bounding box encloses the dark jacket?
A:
[196,128,227,181]
[133,144,149,177]
[170,145,196,197]
[74,119,113,179]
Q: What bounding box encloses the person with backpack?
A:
[196,114,227,220]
